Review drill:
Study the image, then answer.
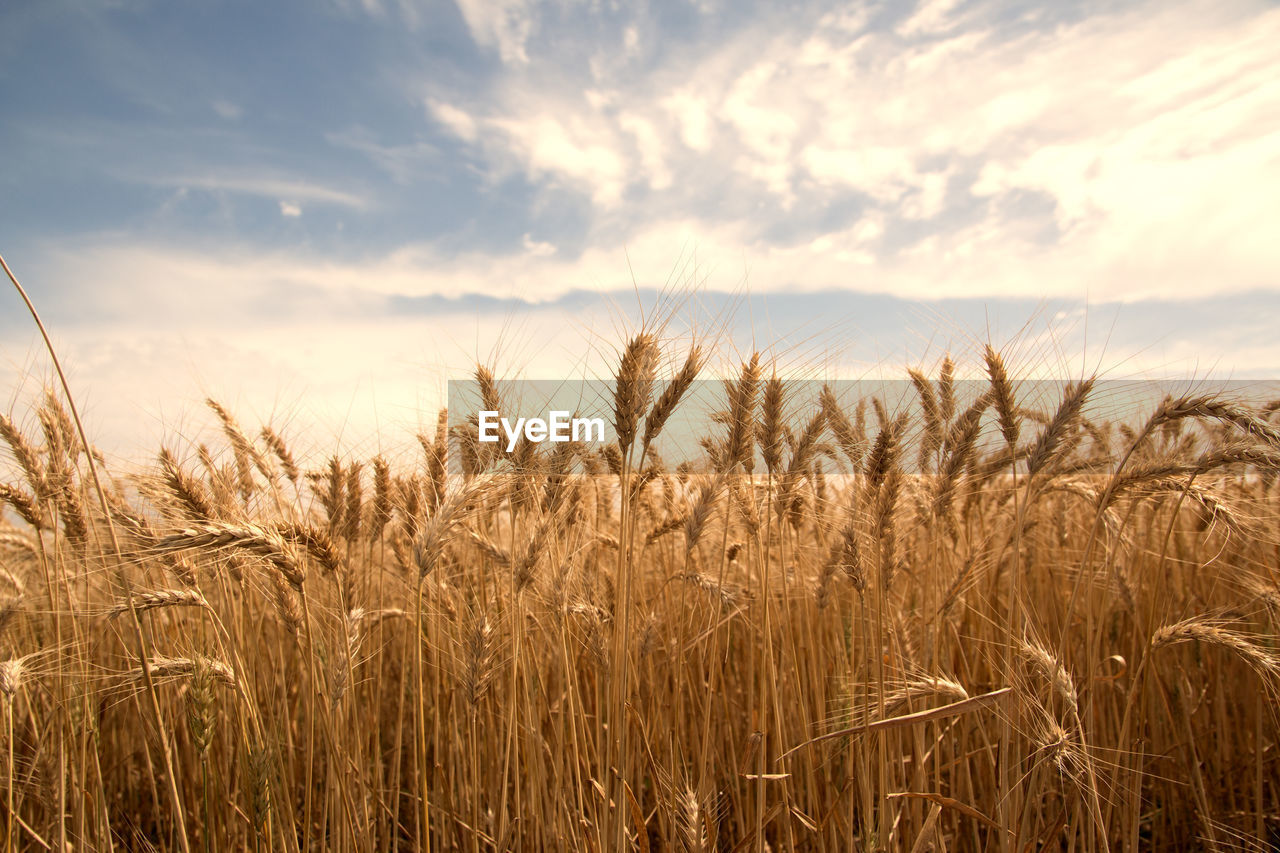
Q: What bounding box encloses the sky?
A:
[2,0,1279,455]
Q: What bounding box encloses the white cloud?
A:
[326,127,440,185]
[802,146,916,202]
[279,200,302,217]
[426,100,478,142]
[489,112,628,206]
[661,89,713,152]
[900,170,949,220]
[897,0,965,37]
[155,174,367,209]
[41,0,1280,324]
[618,112,671,190]
[522,233,556,256]
[720,61,798,163]
[0,212,1069,320]
[453,0,535,64]
[434,0,1280,300]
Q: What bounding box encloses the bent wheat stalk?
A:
[1,252,193,853]
[779,688,1012,759]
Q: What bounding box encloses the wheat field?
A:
[3,313,1280,851]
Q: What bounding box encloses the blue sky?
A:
[2,0,1279,453]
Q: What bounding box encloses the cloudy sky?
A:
[2,0,1278,454]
